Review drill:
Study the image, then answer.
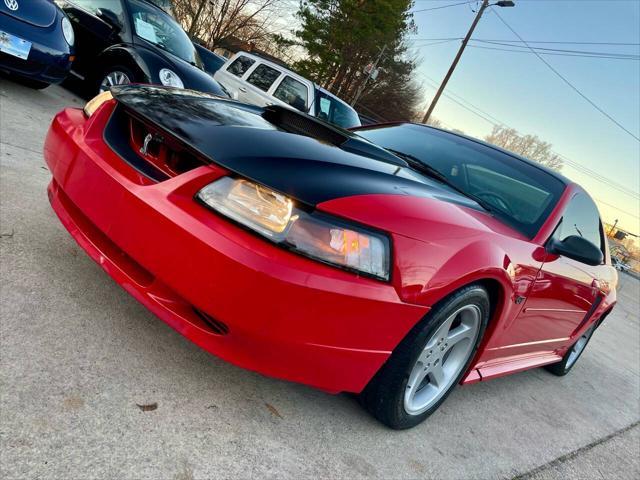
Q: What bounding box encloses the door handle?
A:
[239,87,247,93]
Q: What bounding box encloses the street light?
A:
[421,0,516,124]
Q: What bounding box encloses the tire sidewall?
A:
[547,324,596,376]
[363,285,490,429]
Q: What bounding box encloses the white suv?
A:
[214,52,361,128]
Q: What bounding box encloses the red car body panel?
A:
[44,100,617,393]
[44,102,429,393]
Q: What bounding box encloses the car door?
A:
[241,63,283,106]
[213,54,255,100]
[59,0,126,79]
[271,75,312,113]
[508,192,608,354]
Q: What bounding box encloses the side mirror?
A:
[97,8,122,32]
[547,235,603,266]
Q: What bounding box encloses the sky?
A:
[406,0,640,234]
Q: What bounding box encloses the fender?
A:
[96,44,158,83]
[318,193,544,355]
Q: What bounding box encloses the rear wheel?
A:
[359,285,489,429]
[97,65,135,94]
[545,323,596,376]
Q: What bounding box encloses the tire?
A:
[96,65,136,95]
[359,284,490,429]
[545,323,596,376]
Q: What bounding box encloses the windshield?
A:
[194,44,225,74]
[129,0,201,66]
[315,90,361,128]
[356,123,566,238]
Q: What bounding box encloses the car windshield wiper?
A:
[386,148,497,215]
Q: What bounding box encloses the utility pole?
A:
[351,44,387,107]
[421,0,514,123]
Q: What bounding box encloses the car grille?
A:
[103,104,213,182]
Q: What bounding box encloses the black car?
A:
[193,42,226,76]
[56,0,227,96]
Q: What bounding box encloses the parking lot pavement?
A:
[1,78,638,480]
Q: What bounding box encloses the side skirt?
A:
[461,351,562,384]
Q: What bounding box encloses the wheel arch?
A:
[433,276,506,337]
[95,45,151,83]
[393,274,511,359]
[596,305,615,328]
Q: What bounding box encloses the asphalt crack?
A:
[0,141,43,156]
[512,420,640,479]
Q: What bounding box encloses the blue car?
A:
[0,0,75,89]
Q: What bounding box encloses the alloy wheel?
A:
[566,324,595,369]
[99,71,131,93]
[404,304,481,415]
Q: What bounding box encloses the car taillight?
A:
[83,91,113,117]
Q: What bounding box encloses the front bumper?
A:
[44,103,428,393]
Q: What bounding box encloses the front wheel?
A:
[545,323,596,376]
[359,285,489,429]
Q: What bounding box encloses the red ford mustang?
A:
[44,86,617,429]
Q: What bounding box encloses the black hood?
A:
[109,86,481,210]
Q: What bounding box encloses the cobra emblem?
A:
[4,0,19,12]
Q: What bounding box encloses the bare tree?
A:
[172,0,285,48]
[425,116,442,128]
[485,125,564,170]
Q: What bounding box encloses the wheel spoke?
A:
[405,366,429,403]
[429,363,446,388]
[404,304,482,415]
[428,310,458,348]
[416,346,433,364]
[447,324,473,346]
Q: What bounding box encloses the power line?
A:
[423,75,507,125]
[407,39,462,47]
[594,198,640,219]
[477,39,640,46]
[492,10,640,143]
[407,37,463,41]
[428,83,500,125]
[408,37,640,46]
[407,37,640,59]
[468,44,640,61]
[420,76,640,201]
[473,40,640,57]
[555,154,640,199]
[412,1,470,13]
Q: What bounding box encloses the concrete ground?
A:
[1,78,638,480]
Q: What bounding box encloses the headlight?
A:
[62,17,74,46]
[83,90,113,117]
[197,177,390,280]
[159,69,184,88]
